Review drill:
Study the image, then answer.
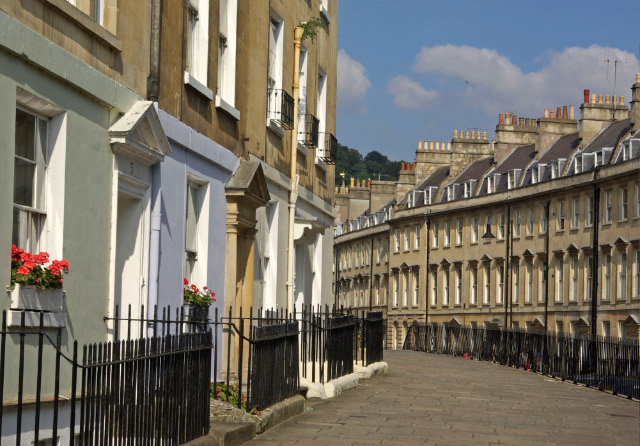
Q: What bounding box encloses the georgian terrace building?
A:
[334,80,640,349]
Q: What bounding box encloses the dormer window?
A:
[463,180,476,198]
[595,151,603,167]
[507,170,521,189]
[487,174,500,194]
[446,184,458,201]
[574,156,583,174]
[620,138,640,162]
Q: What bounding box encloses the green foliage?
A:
[335,144,401,186]
[299,18,324,43]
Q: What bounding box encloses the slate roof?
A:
[539,132,580,164]
[416,166,450,190]
[444,157,494,201]
[582,119,631,154]
[477,144,536,195]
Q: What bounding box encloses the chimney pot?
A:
[435,141,440,151]
[368,179,371,188]
[556,107,561,118]
[584,89,590,104]
[350,177,354,187]
[418,140,422,150]
[453,130,458,138]
[447,142,452,151]
[430,141,434,150]
[505,113,511,123]
[412,162,416,170]
[569,105,575,119]
[499,113,504,124]
[605,94,611,105]
[465,131,469,139]
[613,96,617,105]
[636,73,640,84]
[525,118,530,126]
[483,131,487,139]
[544,108,549,118]
[591,94,596,104]
[470,131,475,139]
[562,106,568,119]
[401,162,405,171]
[549,109,555,119]
[620,96,625,105]
[512,115,517,125]
[518,117,524,126]
[598,94,603,104]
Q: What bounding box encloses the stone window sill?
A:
[297,142,308,157]
[184,72,213,100]
[319,5,331,23]
[44,0,122,51]
[267,120,285,138]
[215,95,240,120]
[315,157,328,172]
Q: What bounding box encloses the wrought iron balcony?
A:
[298,114,319,147]
[267,88,294,130]
[317,133,337,164]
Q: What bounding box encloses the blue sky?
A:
[336,0,640,162]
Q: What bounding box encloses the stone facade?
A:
[334,82,640,349]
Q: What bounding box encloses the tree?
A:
[334,145,400,185]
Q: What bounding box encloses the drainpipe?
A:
[286,26,305,311]
[147,0,163,101]
[369,237,374,311]
[425,216,431,325]
[504,205,510,328]
[334,245,339,308]
[543,200,550,371]
[590,168,600,371]
[148,166,162,328]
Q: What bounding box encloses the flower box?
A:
[184,304,209,323]
[9,284,64,312]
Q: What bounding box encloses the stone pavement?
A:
[245,350,640,446]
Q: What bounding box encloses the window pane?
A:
[15,109,35,161]
[13,157,35,207]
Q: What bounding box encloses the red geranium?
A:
[10,245,70,290]
[183,279,216,307]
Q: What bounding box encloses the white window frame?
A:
[403,271,409,307]
[556,258,564,302]
[604,191,612,223]
[455,268,462,305]
[514,210,520,237]
[621,188,628,220]
[415,226,420,249]
[393,273,399,307]
[586,256,593,301]
[472,218,479,243]
[315,69,328,163]
[443,269,450,305]
[572,198,579,229]
[513,263,519,303]
[185,0,210,87]
[526,261,533,303]
[394,229,400,252]
[527,207,534,235]
[444,222,450,247]
[498,213,505,239]
[483,265,490,305]
[471,266,478,304]
[557,201,565,231]
[604,254,612,300]
[571,257,578,302]
[635,249,640,297]
[432,223,439,248]
[413,271,419,306]
[404,227,410,251]
[431,270,437,306]
[267,11,284,126]
[456,219,463,245]
[540,261,547,303]
[216,0,238,111]
[497,265,504,304]
[619,252,627,300]
[587,196,594,226]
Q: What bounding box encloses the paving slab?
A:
[245,350,640,446]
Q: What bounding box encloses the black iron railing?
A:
[317,133,337,164]
[267,89,294,130]
[403,324,640,399]
[298,114,319,148]
[0,309,211,446]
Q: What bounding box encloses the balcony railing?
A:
[267,88,294,130]
[317,133,338,164]
[298,114,320,148]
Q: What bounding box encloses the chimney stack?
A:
[631,73,640,132]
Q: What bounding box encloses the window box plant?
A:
[9,245,69,312]
[183,279,216,322]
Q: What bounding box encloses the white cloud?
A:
[387,75,438,109]
[337,49,371,112]
[409,44,639,116]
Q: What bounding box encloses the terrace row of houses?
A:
[334,81,640,349]
[1,1,337,442]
